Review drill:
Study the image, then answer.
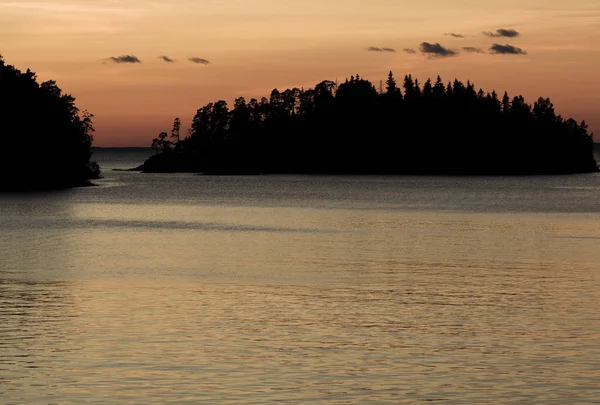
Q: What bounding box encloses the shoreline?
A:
[122,166,600,176]
[0,180,99,193]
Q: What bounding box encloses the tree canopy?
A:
[0,55,100,190]
[144,71,597,175]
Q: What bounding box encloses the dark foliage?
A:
[143,71,597,175]
[0,55,100,190]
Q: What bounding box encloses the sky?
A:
[1,0,599,146]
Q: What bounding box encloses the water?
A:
[1,148,600,404]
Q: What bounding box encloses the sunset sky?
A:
[1,0,599,146]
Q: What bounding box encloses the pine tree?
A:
[385,71,398,94]
[171,118,181,143]
[403,74,415,99]
[502,92,510,113]
[423,78,433,98]
[433,76,445,98]
[414,79,422,98]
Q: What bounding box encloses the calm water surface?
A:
[1,149,599,404]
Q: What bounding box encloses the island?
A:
[140,72,598,175]
[0,56,100,191]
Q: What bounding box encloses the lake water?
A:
[1,148,600,404]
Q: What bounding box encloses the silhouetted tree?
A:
[385,71,398,94]
[171,118,181,143]
[414,79,422,98]
[433,76,446,99]
[151,132,172,154]
[142,70,598,175]
[502,92,511,113]
[422,79,433,98]
[0,55,100,190]
[403,74,415,101]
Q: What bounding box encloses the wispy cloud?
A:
[189,57,210,64]
[462,47,484,53]
[0,1,133,14]
[419,42,457,57]
[158,55,175,63]
[367,46,396,52]
[483,28,520,38]
[403,48,417,54]
[105,55,141,64]
[445,33,464,38]
[489,44,527,55]
[0,0,149,35]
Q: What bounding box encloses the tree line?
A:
[146,71,597,174]
[0,56,100,190]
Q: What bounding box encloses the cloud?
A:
[462,47,484,53]
[445,33,464,38]
[189,57,210,64]
[367,46,396,52]
[403,48,417,54]
[158,55,175,63]
[105,55,141,63]
[483,29,520,38]
[0,2,141,15]
[489,44,527,55]
[419,42,457,57]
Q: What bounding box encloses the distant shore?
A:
[0,180,97,193]
[91,144,600,175]
[132,73,598,176]
[128,143,600,175]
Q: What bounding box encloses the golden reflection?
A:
[1,180,600,403]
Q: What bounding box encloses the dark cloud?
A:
[419,42,457,57]
[445,33,464,38]
[158,55,175,63]
[106,55,141,64]
[367,46,396,52]
[189,57,210,64]
[489,44,527,55]
[462,47,484,53]
[483,28,520,38]
[403,48,417,54]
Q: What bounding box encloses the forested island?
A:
[0,56,100,191]
[143,72,597,175]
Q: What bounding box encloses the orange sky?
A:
[2,0,599,146]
